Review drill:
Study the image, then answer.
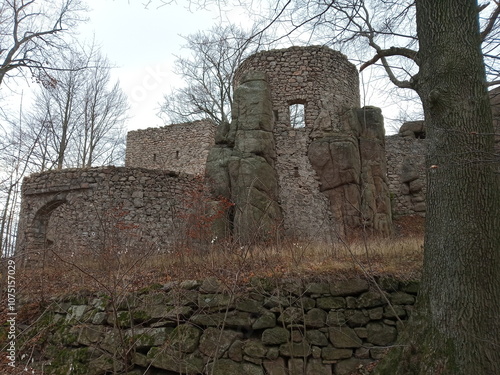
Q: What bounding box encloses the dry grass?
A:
[0,216,424,320]
[10,235,423,307]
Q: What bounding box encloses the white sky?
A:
[77,1,419,133]
[77,0,229,130]
[2,0,412,133]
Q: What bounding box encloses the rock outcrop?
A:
[206,72,282,242]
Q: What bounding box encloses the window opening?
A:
[290,104,305,128]
[176,151,180,159]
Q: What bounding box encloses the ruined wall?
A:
[234,47,361,239]
[21,277,419,375]
[16,167,201,260]
[125,120,216,175]
[226,46,391,239]
[385,87,500,217]
[385,136,427,217]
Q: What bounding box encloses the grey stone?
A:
[316,296,346,309]
[330,279,369,296]
[65,305,89,323]
[345,309,370,327]
[357,291,386,308]
[277,307,303,325]
[304,308,327,328]
[169,324,201,353]
[326,311,347,326]
[243,340,268,358]
[279,341,311,357]
[322,346,353,360]
[368,307,384,320]
[366,322,398,346]
[289,358,305,375]
[236,298,263,313]
[399,120,425,136]
[329,326,362,348]
[228,339,244,362]
[191,311,253,329]
[354,327,368,339]
[199,327,242,358]
[127,327,167,349]
[299,297,316,310]
[148,346,204,375]
[200,277,222,293]
[197,293,232,309]
[263,358,287,375]
[384,305,407,319]
[305,330,329,346]
[262,327,290,345]
[305,282,331,295]
[252,312,276,330]
[77,325,104,346]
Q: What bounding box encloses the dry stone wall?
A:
[16,167,201,260]
[125,120,216,175]
[21,277,419,375]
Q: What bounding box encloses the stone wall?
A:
[16,167,204,260]
[21,277,419,375]
[384,87,500,217]
[385,136,427,217]
[234,46,364,239]
[125,120,216,175]
[207,46,392,240]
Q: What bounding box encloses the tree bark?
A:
[375,1,500,374]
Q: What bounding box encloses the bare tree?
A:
[78,53,128,167]
[158,23,268,126]
[26,49,128,170]
[0,98,40,257]
[0,0,87,88]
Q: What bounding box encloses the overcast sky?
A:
[2,0,413,134]
[77,0,234,131]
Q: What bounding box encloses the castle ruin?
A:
[15,45,500,258]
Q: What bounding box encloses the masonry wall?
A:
[16,167,203,260]
[232,46,380,239]
[21,277,419,375]
[125,120,216,175]
[385,136,427,217]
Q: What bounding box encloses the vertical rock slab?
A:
[308,136,362,237]
[356,107,392,235]
[230,72,282,242]
[206,72,282,243]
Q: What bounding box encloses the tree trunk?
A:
[375,1,500,374]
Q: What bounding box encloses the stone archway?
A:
[27,197,67,260]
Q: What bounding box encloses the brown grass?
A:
[10,235,423,306]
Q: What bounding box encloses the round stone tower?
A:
[209,46,391,241]
[233,45,360,132]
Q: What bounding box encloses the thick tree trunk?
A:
[376,1,500,374]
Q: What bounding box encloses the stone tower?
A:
[207,46,392,241]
